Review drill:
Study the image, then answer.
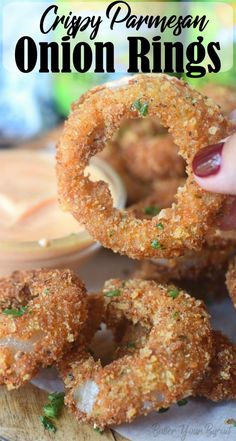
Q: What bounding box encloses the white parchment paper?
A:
[32,249,236,441]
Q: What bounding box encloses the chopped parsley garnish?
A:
[127,342,136,349]
[94,427,104,434]
[3,306,27,317]
[151,239,162,249]
[104,289,121,297]
[177,399,188,406]
[40,415,57,433]
[43,392,65,419]
[43,288,50,295]
[40,392,65,433]
[156,222,164,230]
[225,418,236,427]
[144,206,160,216]
[168,288,180,299]
[132,99,149,116]
[159,407,169,413]
[173,311,180,320]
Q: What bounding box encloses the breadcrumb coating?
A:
[116,319,236,402]
[226,257,236,309]
[0,269,87,389]
[59,279,213,429]
[201,83,236,116]
[57,74,233,259]
[195,331,236,401]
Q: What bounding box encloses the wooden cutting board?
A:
[0,384,129,441]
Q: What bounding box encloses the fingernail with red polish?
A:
[192,142,224,178]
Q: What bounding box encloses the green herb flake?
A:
[144,206,160,216]
[225,418,236,426]
[177,399,188,406]
[156,222,164,230]
[151,239,162,249]
[132,99,149,117]
[3,306,27,317]
[159,407,169,413]
[94,427,104,434]
[43,288,50,295]
[173,311,180,320]
[104,289,121,298]
[126,342,136,349]
[40,415,57,433]
[43,392,65,419]
[168,288,180,299]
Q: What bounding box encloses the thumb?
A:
[192,132,236,196]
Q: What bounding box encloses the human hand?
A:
[192,114,236,229]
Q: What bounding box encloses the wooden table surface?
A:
[0,384,129,441]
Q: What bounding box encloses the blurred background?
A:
[0,0,235,147]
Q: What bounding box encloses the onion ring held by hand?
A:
[0,269,87,389]
[59,279,213,429]
[57,74,233,259]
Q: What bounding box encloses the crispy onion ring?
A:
[134,244,235,283]
[57,74,233,259]
[195,331,236,401]
[117,322,236,402]
[59,279,212,428]
[0,269,87,389]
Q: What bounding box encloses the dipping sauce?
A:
[0,149,126,275]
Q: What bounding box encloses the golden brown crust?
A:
[116,323,236,402]
[60,279,213,429]
[226,257,236,309]
[0,269,87,389]
[201,83,236,115]
[57,74,233,259]
[195,331,236,401]
[134,245,235,283]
